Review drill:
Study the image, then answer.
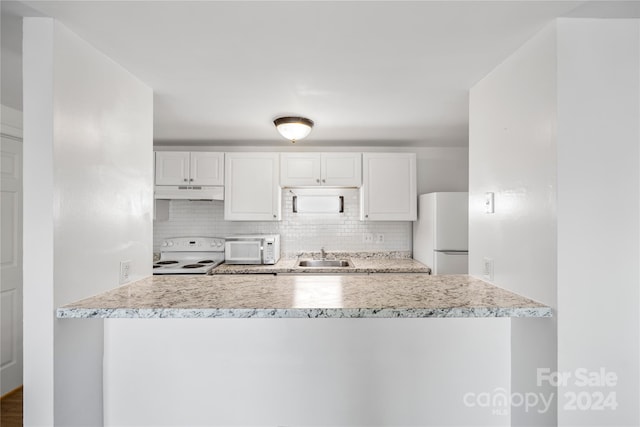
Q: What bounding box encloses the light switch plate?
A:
[363,233,374,243]
[485,192,495,214]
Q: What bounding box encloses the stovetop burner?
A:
[154,237,226,275]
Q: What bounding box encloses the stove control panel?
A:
[160,237,225,252]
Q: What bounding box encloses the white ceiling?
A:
[6,1,640,146]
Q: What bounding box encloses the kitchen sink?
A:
[296,259,353,268]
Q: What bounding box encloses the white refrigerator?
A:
[413,192,468,274]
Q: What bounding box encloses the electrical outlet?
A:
[375,233,384,244]
[483,257,494,281]
[120,260,132,284]
[363,233,374,243]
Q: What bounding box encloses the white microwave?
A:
[224,235,281,265]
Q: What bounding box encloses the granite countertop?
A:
[57,274,551,319]
[212,256,431,275]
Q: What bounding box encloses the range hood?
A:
[154,185,224,201]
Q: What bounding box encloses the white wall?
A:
[556,18,639,427]
[0,2,24,111]
[23,18,55,424]
[469,22,558,306]
[23,18,153,426]
[469,22,559,427]
[470,18,640,427]
[416,147,468,195]
[153,146,467,255]
[105,318,510,427]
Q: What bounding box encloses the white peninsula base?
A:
[104,318,511,426]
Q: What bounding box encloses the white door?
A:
[321,152,361,187]
[190,152,224,186]
[280,153,321,187]
[1,135,23,394]
[155,151,190,185]
[434,251,468,274]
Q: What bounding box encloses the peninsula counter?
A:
[57,273,550,319]
[58,274,551,426]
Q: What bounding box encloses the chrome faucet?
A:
[321,247,326,260]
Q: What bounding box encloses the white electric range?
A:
[153,237,225,275]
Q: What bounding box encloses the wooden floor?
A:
[1,387,23,427]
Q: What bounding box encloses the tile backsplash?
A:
[154,189,412,257]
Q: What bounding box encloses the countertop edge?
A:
[211,268,431,274]
[210,258,431,275]
[57,306,552,319]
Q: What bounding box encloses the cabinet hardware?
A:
[322,179,326,183]
[316,179,320,183]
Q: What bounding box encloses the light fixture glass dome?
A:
[273,116,314,143]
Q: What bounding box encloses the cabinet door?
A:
[155,151,190,185]
[190,152,224,186]
[280,153,321,187]
[225,153,281,221]
[361,153,417,221]
[322,153,361,187]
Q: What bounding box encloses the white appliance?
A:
[154,237,225,274]
[413,192,468,274]
[224,234,281,265]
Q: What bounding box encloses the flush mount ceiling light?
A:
[273,116,314,143]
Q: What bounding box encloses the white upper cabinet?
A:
[155,151,189,185]
[155,151,224,186]
[322,153,362,187]
[361,153,417,221]
[280,152,361,187]
[189,152,224,186]
[225,152,281,221]
[280,153,321,187]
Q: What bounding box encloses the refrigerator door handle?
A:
[435,250,469,255]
